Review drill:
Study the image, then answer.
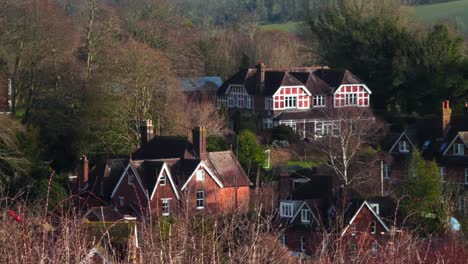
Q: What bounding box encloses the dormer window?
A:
[399,141,409,153]
[196,170,205,181]
[454,144,464,156]
[313,95,326,107]
[301,209,311,223]
[280,202,293,217]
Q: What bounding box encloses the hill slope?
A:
[413,0,468,35]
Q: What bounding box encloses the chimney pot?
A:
[441,100,452,136]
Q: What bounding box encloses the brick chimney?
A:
[255,61,265,95]
[442,100,452,136]
[140,119,155,147]
[80,155,89,186]
[192,126,207,160]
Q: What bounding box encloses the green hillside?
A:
[414,0,468,35]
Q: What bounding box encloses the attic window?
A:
[160,173,166,186]
[301,209,311,223]
[128,174,134,185]
[370,221,376,234]
[399,141,409,153]
[196,170,205,181]
[454,144,464,156]
[280,202,293,218]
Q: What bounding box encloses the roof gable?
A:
[150,162,180,200]
[389,132,417,153]
[110,163,148,199]
[442,132,468,156]
[341,201,390,236]
[289,201,316,224]
[180,161,224,190]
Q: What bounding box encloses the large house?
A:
[75,121,252,217]
[216,62,372,138]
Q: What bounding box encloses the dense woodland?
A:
[0,0,467,261]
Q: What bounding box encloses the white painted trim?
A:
[333,84,372,95]
[443,134,461,156]
[150,163,181,200]
[341,201,390,237]
[290,202,314,224]
[180,161,224,191]
[389,132,416,153]
[272,85,312,97]
[110,163,148,199]
[225,84,247,95]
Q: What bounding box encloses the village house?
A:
[216,62,372,138]
[381,100,468,215]
[74,121,252,218]
[277,166,401,259]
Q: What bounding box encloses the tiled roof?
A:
[206,151,252,187]
[130,160,165,192]
[458,131,468,144]
[84,206,124,222]
[132,136,193,160]
[217,66,364,97]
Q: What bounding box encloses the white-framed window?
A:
[196,190,205,209]
[128,173,134,185]
[301,209,311,223]
[300,236,306,252]
[247,96,252,109]
[284,96,297,108]
[263,118,273,129]
[345,93,358,106]
[383,164,391,179]
[370,221,376,234]
[162,199,170,216]
[464,168,468,185]
[454,143,464,155]
[119,197,125,207]
[399,140,409,153]
[159,173,166,186]
[315,121,340,137]
[281,234,288,245]
[313,95,326,107]
[280,202,293,217]
[371,241,378,256]
[351,224,356,236]
[196,170,205,181]
[439,167,446,182]
[265,97,273,110]
[370,203,380,215]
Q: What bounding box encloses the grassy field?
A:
[413,0,468,36]
[261,1,468,36]
[261,21,305,34]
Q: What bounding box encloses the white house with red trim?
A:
[216,62,372,138]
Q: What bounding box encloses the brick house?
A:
[381,101,468,215]
[216,62,372,138]
[76,121,252,217]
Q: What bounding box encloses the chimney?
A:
[140,119,155,147]
[441,100,452,136]
[80,155,89,186]
[255,61,265,95]
[192,126,207,160]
